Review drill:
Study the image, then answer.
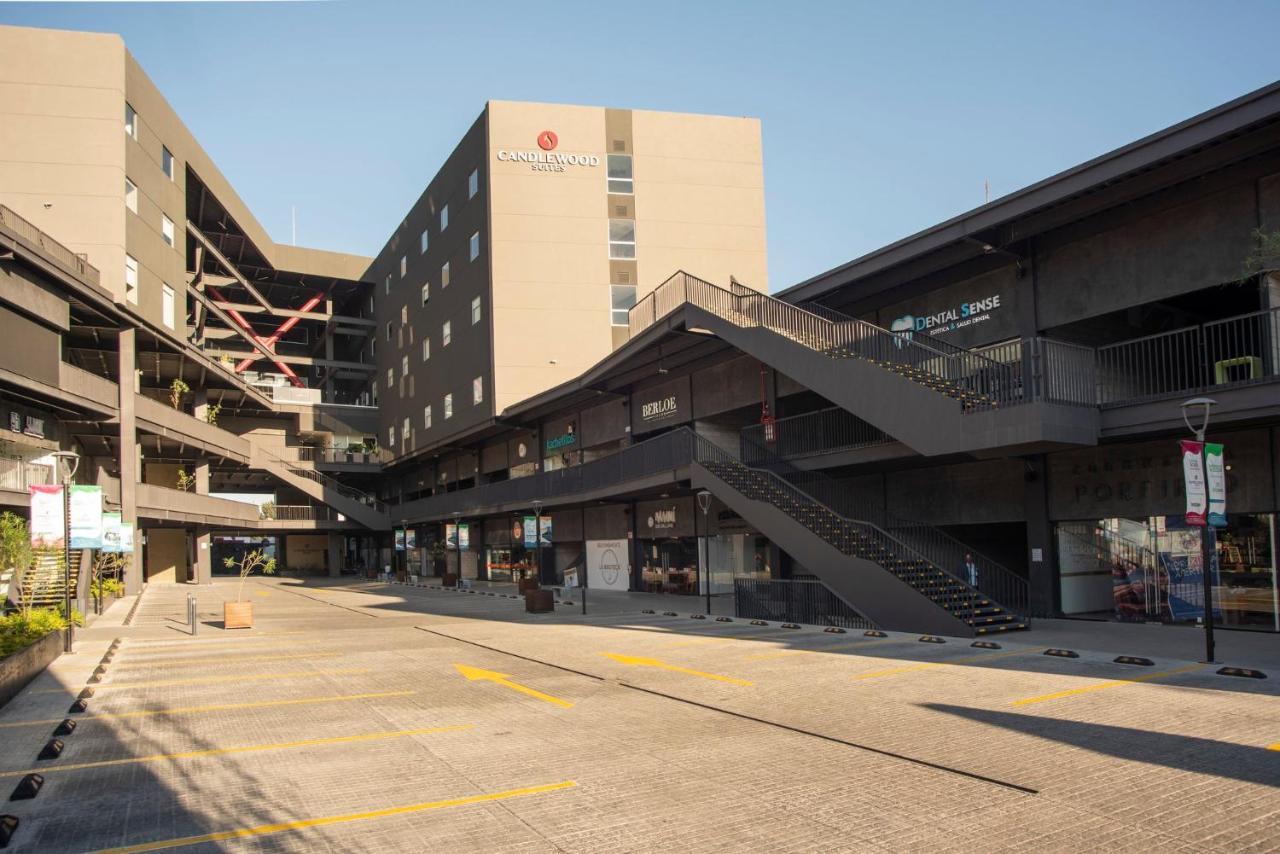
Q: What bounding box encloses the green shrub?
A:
[0,608,74,659]
[90,577,125,598]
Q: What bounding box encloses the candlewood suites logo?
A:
[640,395,678,422]
[497,130,600,172]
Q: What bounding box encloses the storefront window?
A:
[638,538,699,595]
[1056,513,1277,631]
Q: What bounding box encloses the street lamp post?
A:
[697,490,713,616]
[51,450,80,653]
[531,499,543,586]
[1181,397,1217,664]
[450,511,461,582]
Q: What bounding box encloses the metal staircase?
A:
[687,431,1027,636]
[10,549,81,612]
[630,272,1097,456]
[249,439,389,530]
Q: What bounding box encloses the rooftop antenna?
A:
[984,180,990,204]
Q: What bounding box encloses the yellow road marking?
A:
[601,652,754,686]
[663,631,775,649]
[852,647,1030,680]
[1012,663,1207,706]
[746,637,902,661]
[114,651,344,668]
[35,667,370,694]
[0,690,417,729]
[1,725,472,779]
[454,664,573,708]
[1268,743,1280,752]
[93,780,577,853]
[254,590,271,597]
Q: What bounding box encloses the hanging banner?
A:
[394,528,406,551]
[457,523,470,550]
[537,515,552,547]
[445,523,458,549]
[1180,440,1206,526]
[522,515,537,548]
[405,529,417,550]
[101,512,123,553]
[1204,442,1227,528]
[69,485,104,549]
[118,522,134,554]
[28,484,63,548]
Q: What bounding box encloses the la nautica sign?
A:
[497,129,600,172]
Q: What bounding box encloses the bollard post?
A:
[188,594,198,637]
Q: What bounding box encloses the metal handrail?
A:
[732,430,1030,620]
[631,272,1025,410]
[740,407,892,461]
[256,444,386,513]
[0,205,101,286]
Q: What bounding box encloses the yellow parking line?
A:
[746,637,901,661]
[93,780,577,853]
[852,647,1030,680]
[1011,663,1207,706]
[1268,742,1279,752]
[1,724,472,779]
[0,690,417,729]
[35,667,370,694]
[663,631,776,649]
[114,651,344,668]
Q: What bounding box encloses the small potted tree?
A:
[222,548,276,629]
[169,378,190,410]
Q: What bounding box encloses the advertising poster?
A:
[69,484,104,549]
[405,529,417,550]
[445,523,458,549]
[118,522,134,554]
[101,512,123,553]
[28,484,63,548]
[522,515,537,548]
[394,528,406,551]
[586,539,631,591]
[1205,442,1227,528]
[538,515,552,547]
[1159,517,1221,621]
[457,523,470,550]
[1181,440,1206,526]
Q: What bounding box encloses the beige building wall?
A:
[144,528,187,582]
[0,26,127,295]
[486,101,767,413]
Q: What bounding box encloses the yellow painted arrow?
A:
[600,653,754,686]
[454,664,573,709]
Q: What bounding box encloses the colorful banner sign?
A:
[118,522,134,554]
[457,523,469,550]
[69,485,104,549]
[537,515,552,547]
[1180,440,1207,526]
[1205,442,1227,528]
[28,484,63,548]
[101,512,123,553]
[522,516,537,548]
[445,523,458,549]
[394,528,406,551]
[405,529,417,550]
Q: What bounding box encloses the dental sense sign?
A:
[892,293,1002,339]
[496,129,600,173]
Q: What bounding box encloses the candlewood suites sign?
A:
[496,130,600,173]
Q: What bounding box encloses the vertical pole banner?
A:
[69,485,104,548]
[28,484,64,548]
[1205,442,1227,528]
[101,512,123,553]
[1181,440,1207,526]
[394,529,406,551]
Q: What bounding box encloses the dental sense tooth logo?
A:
[892,294,1002,338]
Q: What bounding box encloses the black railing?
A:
[734,578,873,629]
[735,431,1030,620]
[741,407,892,462]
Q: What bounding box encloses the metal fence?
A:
[0,204,101,286]
[734,578,873,628]
[0,458,54,492]
[740,407,892,462]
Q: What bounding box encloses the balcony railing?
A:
[267,505,343,522]
[0,204,101,286]
[0,458,53,492]
[251,383,376,409]
[291,446,383,466]
[741,407,892,463]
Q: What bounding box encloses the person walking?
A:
[963,553,978,589]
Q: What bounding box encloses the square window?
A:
[468,169,479,199]
[162,284,175,329]
[162,146,175,180]
[608,219,636,259]
[471,296,481,325]
[385,321,392,342]
[385,274,391,295]
[469,231,480,262]
[421,283,430,306]
[420,229,429,254]
[607,154,633,194]
[610,284,637,326]
[442,321,451,347]
[402,417,410,442]
[125,178,138,213]
[161,215,175,247]
[125,255,139,304]
[441,262,450,288]
[400,305,408,325]
[440,205,449,231]
[422,337,430,362]
[400,256,407,278]
[389,425,396,447]
[424,405,432,429]
[444,393,453,419]
[401,355,409,376]
[125,103,138,140]
[472,376,483,405]
[386,368,394,389]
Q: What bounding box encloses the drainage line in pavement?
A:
[416,628,1038,796]
[257,580,380,619]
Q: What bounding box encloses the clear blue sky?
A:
[4,1,1278,291]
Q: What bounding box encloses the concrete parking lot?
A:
[0,577,1275,852]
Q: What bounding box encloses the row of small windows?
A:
[387,376,482,447]
[124,255,176,330]
[385,296,481,345]
[388,235,477,297]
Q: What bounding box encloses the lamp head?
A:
[50,450,80,483]
[696,490,712,513]
[1180,397,1216,440]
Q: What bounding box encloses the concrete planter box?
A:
[525,590,554,613]
[0,629,65,710]
[223,601,253,629]
[443,573,459,588]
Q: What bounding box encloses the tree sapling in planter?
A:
[222,549,276,629]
